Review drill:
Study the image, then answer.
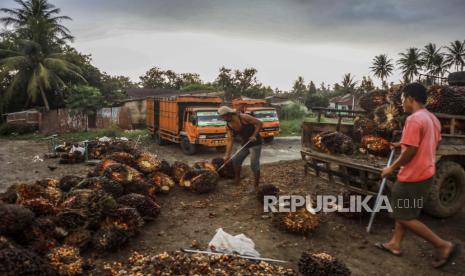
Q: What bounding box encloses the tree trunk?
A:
[39,85,50,111]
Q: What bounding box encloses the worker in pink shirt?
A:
[375,83,460,268]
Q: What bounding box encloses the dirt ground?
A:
[0,138,463,275]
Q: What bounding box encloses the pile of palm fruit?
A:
[102,251,297,275]
[57,139,139,164]
[274,207,321,235]
[311,85,465,157]
[298,251,351,276]
[0,140,235,275]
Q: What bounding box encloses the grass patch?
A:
[280,119,303,136]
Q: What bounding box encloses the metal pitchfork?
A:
[216,140,252,173]
[366,148,396,233]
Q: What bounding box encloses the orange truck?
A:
[232,98,280,142]
[146,95,227,155]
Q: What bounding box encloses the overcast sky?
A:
[1,0,464,90]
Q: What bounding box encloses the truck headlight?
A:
[199,135,207,139]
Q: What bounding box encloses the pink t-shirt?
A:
[397,109,441,182]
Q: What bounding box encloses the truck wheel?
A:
[424,161,465,218]
[264,137,274,143]
[154,131,166,145]
[180,137,196,155]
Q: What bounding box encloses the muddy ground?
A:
[0,138,463,275]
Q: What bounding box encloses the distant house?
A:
[329,94,353,110]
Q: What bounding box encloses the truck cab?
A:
[232,97,280,142]
[243,107,280,142]
[182,107,227,154]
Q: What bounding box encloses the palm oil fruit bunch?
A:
[192,161,217,172]
[320,132,354,155]
[103,163,144,185]
[92,159,118,177]
[74,176,123,198]
[298,251,351,276]
[387,84,404,109]
[0,203,35,236]
[180,169,219,194]
[426,85,465,115]
[274,208,320,234]
[134,152,162,174]
[47,245,84,276]
[353,117,376,136]
[373,104,400,132]
[116,193,161,221]
[256,184,280,203]
[360,135,390,156]
[211,157,235,179]
[92,224,129,251]
[0,236,57,276]
[59,175,84,192]
[171,161,191,183]
[359,89,387,112]
[312,132,330,153]
[147,172,176,194]
[108,151,135,167]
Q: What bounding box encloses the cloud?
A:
[58,0,465,46]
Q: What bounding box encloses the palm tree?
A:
[431,54,448,78]
[0,0,73,49]
[0,39,85,110]
[421,43,442,74]
[370,54,394,85]
[340,73,358,110]
[444,40,465,71]
[397,48,423,82]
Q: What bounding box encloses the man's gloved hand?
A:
[249,136,257,142]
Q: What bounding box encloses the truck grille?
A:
[262,127,279,131]
[205,133,226,139]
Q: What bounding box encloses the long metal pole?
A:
[366,149,396,233]
[182,249,288,263]
[216,140,252,172]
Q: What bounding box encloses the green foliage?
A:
[279,119,303,136]
[65,85,105,114]
[214,67,260,101]
[0,39,86,111]
[305,93,329,109]
[0,0,73,51]
[291,76,307,99]
[0,123,37,136]
[370,54,394,83]
[397,47,423,82]
[444,40,465,72]
[279,103,306,120]
[181,82,218,92]
[140,67,202,90]
[308,81,317,94]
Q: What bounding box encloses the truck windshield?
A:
[196,111,226,127]
[253,110,278,122]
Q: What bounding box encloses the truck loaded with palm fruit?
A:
[146,95,228,155]
[232,97,280,142]
[301,72,465,218]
